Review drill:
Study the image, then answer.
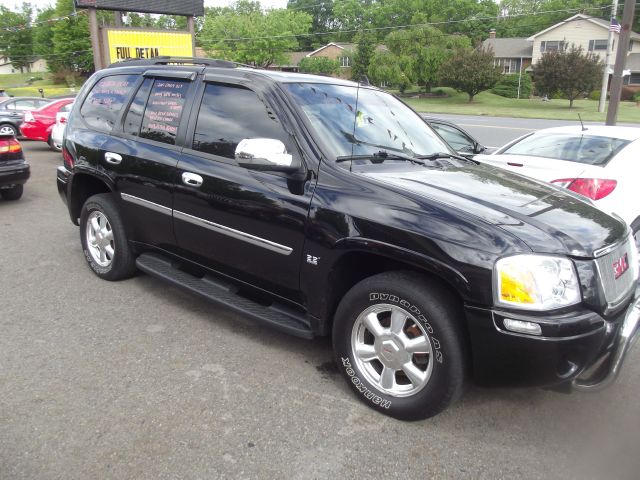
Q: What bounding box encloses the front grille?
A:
[595,236,636,308]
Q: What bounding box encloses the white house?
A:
[528,14,640,67]
[0,55,49,75]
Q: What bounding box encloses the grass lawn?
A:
[0,72,84,98]
[399,87,640,124]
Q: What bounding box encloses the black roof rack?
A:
[107,56,236,68]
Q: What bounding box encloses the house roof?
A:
[482,38,533,58]
[527,13,640,41]
[307,42,387,57]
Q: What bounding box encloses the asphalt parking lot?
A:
[1,141,639,480]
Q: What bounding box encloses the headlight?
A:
[494,255,581,310]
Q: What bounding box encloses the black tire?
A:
[332,271,467,421]
[79,193,136,281]
[0,123,18,137]
[1,184,23,201]
[48,135,62,152]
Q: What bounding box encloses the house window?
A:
[540,41,565,53]
[339,56,351,67]
[588,40,608,51]
[627,73,640,85]
[495,58,521,74]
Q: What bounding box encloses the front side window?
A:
[503,133,629,166]
[430,123,475,152]
[139,79,189,145]
[80,74,137,132]
[192,83,290,159]
[284,83,451,159]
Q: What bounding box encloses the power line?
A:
[199,5,610,44]
[0,10,87,33]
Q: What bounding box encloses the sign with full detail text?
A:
[103,29,194,65]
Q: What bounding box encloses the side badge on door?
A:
[306,255,320,266]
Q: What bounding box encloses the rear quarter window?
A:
[80,74,138,132]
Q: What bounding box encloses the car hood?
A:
[360,163,626,257]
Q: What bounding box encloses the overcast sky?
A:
[7,0,290,13]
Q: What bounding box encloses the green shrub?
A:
[588,90,601,101]
[621,86,636,101]
[491,73,532,98]
[632,91,640,102]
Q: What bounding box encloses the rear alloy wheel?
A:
[333,271,467,421]
[0,124,17,136]
[80,193,136,281]
[0,184,23,201]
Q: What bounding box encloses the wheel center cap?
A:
[377,337,408,368]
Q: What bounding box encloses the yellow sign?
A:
[105,29,193,64]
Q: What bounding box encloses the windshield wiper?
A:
[416,152,479,164]
[337,150,425,165]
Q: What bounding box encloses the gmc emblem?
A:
[613,253,629,279]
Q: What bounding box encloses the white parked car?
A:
[50,108,71,151]
[475,125,640,256]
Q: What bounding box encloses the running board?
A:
[135,253,313,339]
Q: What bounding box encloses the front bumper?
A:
[572,289,640,391]
[465,283,640,388]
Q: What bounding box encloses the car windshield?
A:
[284,83,451,160]
[502,133,629,166]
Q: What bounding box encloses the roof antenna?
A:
[578,113,587,131]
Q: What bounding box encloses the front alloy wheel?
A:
[351,304,434,397]
[333,271,467,420]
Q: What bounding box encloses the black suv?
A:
[57,57,640,420]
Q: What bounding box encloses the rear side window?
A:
[139,79,189,145]
[503,133,630,166]
[192,83,288,159]
[123,78,152,137]
[80,74,137,132]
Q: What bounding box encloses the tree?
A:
[385,26,471,93]
[351,30,376,82]
[367,51,411,91]
[50,0,93,74]
[533,45,603,108]
[298,56,339,75]
[0,4,33,72]
[439,47,503,101]
[199,1,312,68]
[287,0,335,50]
[32,7,56,60]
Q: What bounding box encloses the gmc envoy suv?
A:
[57,57,640,420]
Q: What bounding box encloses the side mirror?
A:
[235,138,296,172]
[474,143,486,154]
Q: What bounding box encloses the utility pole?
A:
[598,0,619,113]
[88,7,103,71]
[606,0,636,124]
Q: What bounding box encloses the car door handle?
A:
[507,162,523,167]
[182,172,203,187]
[104,152,122,165]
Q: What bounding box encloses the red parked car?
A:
[20,98,74,151]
